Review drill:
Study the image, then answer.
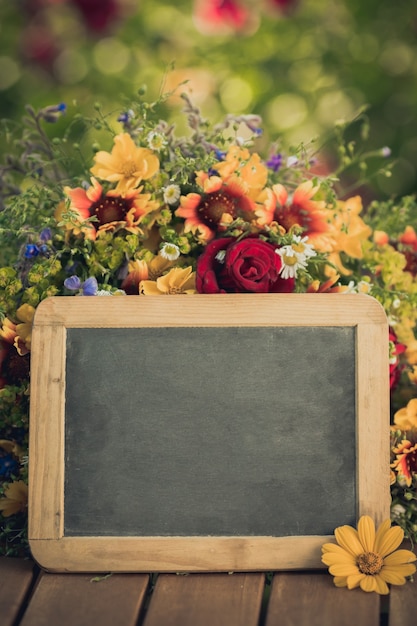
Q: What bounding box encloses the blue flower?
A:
[24,244,39,259]
[64,275,98,296]
[41,103,67,123]
[214,149,226,161]
[0,454,19,479]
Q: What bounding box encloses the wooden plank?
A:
[19,572,149,626]
[389,581,417,626]
[265,572,380,626]
[143,573,265,626]
[0,557,37,626]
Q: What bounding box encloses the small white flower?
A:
[147,131,167,151]
[215,250,226,263]
[391,503,406,520]
[344,280,371,295]
[357,280,371,294]
[392,298,401,309]
[276,248,300,279]
[163,184,181,205]
[387,315,398,327]
[96,290,112,296]
[276,235,316,279]
[286,155,298,167]
[160,242,181,261]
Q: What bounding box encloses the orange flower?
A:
[175,146,269,242]
[90,133,159,191]
[176,175,258,243]
[64,178,158,238]
[399,225,417,251]
[306,274,349,293]
[391,439,417,486]
[256,181,332,248]
[374,230,390,246]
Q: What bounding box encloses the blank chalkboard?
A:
[29,293,390,573]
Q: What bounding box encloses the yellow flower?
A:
[0,480,28,517]
[394,398,417,431]
[90,133,159,192]
[0,317,17,344]
[0,439,24,459]
[325,196,372,275]
[14,304,36,355]
[140,266,196,295]
[214,146,268,198]
[322,516,416,594]
[121,255,173,294]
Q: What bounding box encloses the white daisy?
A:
[160,242,181,261]
[163,184,181,205]
[276,235,316,279]
[147,131,167,151]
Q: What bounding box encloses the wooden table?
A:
[1,557,417,626]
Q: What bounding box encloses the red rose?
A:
[196,236,295,293]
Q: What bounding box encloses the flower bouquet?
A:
[0,87,417,565]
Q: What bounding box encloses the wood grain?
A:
[389,579,417,626]
[143,573,265,626]
[0,557,37,626]
[265,572,380,626]
[19,571,149,626]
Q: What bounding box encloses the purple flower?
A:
[82,277,98,296]
[266,153,283,173]
[64,276,82,291]
[40,228,52,242]
[64,275,98,296]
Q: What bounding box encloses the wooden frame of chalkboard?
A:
[29,293,390,573]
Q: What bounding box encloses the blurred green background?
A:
[1,0,417,200]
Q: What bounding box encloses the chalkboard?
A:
[29,293,390,572]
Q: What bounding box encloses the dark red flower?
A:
[196,236,295,294]
[70,0,121,32]
[389,328,406,391]
[0,341,30,389]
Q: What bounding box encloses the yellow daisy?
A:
[90,133,159,192]
[140,266,196,295]
[322,515,416,594]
